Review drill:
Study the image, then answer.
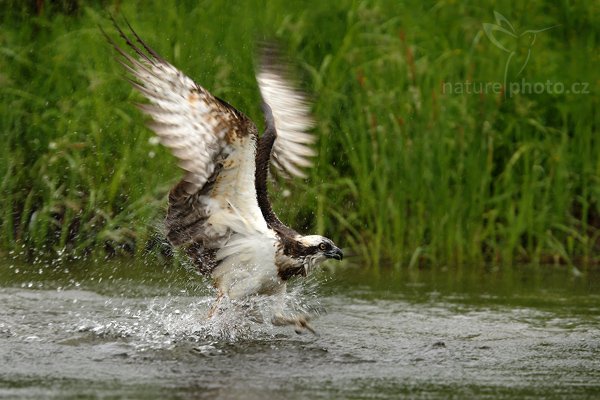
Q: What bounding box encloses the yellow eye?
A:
[319,243,327,251]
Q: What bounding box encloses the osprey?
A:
[104,22,342,330]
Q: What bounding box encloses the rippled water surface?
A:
[1,260,599,399]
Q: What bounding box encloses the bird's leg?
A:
[207,291,224,319]
[272,313,318,335]
[295,314,317,335]
[270,285,318,335]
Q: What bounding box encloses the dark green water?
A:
[0,260,599,399]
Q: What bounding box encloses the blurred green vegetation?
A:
[1,0,598,268]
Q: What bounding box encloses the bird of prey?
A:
[104,21,343,332]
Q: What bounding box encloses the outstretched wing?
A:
[104,20,270,252]
[105,20,250,195]
[256,46,316,178]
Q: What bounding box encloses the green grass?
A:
[1,0,598,268]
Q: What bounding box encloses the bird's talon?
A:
[272,314,317,335]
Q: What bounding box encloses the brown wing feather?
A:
[105,19,260,272]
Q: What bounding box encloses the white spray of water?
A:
[73,276,325,349]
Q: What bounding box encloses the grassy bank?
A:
[1,1,598,267]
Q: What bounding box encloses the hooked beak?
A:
[325,247,343,261]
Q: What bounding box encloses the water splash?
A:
[72,277,325,349]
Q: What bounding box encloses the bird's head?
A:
[295,235,343,273]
